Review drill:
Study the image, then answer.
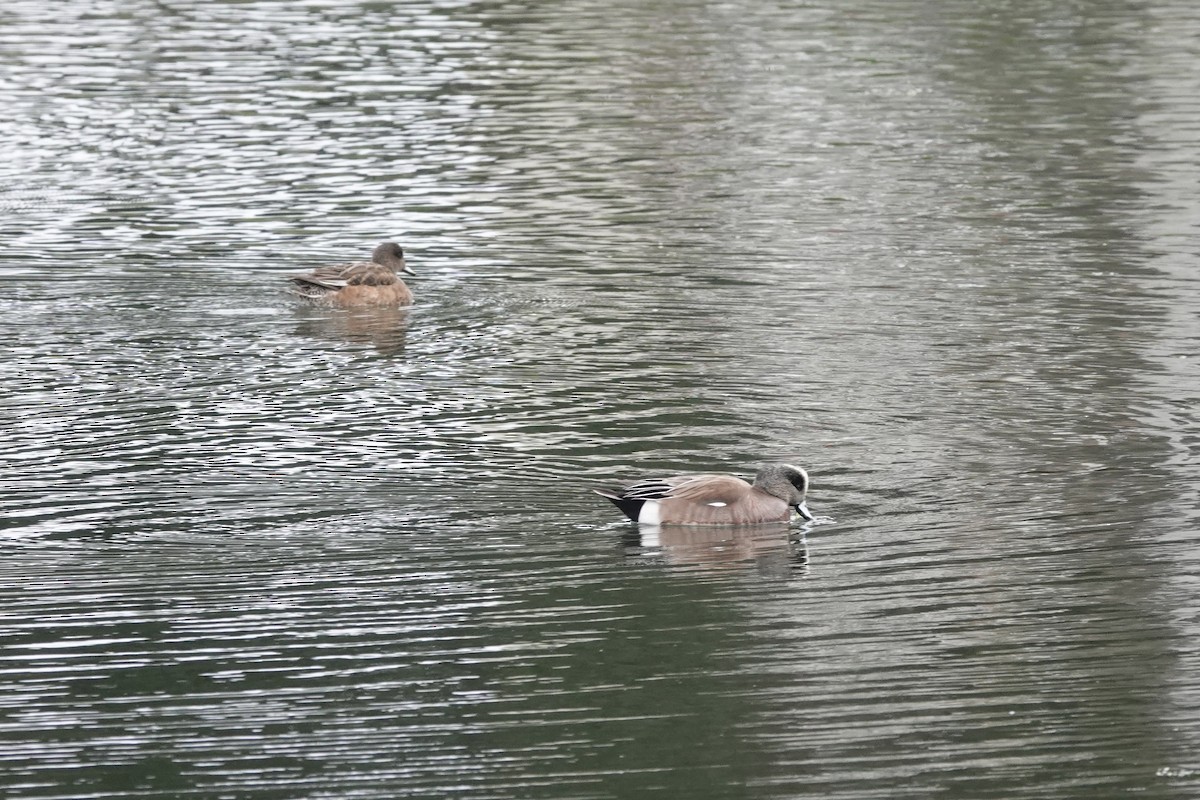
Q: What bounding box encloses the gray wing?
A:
[618,474,745,500]
[287,261,365,290]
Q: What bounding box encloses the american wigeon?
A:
[287,242,415,308]
[595,463,814,526]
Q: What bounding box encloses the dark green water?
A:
[2,1,1199,797]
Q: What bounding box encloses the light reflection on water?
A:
[2,0,1200,797]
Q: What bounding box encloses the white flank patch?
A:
[638,500,662,525]
[706,501,727,507]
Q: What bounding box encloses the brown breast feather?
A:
[344,262,398,287]
[331,282,413,308]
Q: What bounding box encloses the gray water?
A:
[2,0,1199,797]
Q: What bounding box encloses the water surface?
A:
[2,1,1199,797]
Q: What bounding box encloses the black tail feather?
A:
[593,489,644,523]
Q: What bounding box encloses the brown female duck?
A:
[287,242,415,308]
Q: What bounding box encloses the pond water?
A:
[2,0,1199,797]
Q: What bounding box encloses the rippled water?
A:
[3,0,1199,797]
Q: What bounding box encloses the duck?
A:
[287,242,415,307]
[594,463,814,526]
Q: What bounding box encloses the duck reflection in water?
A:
[292,306,410,356]
[623,524,809,577]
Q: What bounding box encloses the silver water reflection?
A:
[3,0,1200,798]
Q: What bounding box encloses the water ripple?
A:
[3,0,1200,797]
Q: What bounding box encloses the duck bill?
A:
[794,501,814,522]
[401,265,417,276]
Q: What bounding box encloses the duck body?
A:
[288,242,414,308]
[595,463,813,526]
